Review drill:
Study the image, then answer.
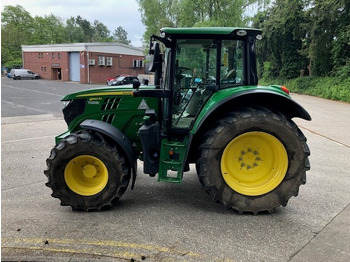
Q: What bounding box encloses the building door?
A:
[69,52,80,82]
[52,68,62,80]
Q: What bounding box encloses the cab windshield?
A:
[168,39,244,129]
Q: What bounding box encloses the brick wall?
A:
[23,51,145,84]
[87,52,145,84]
[23,52,70,81]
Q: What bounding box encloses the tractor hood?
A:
[61,85,156,101]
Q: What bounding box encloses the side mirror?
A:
[148,42,161,72]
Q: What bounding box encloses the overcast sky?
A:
[1,0,146,47]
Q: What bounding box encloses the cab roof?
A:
[160,27,262,38]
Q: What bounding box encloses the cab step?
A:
[158,137,189,183]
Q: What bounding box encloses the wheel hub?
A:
[238,148,261,170]
[82,164,97,178]
[64,155,108,196]
[221,131,288,196]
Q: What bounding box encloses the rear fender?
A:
[80,119,138,189]
[193,90,311,134]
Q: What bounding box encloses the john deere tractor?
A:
[45,27,311,214]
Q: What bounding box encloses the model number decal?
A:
[88,97,102,105]
[88,101,100,105]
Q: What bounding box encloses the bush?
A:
[261,61,275,81]
[333,60,350,80]
[259,76,350,103]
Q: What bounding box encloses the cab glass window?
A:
[220,40,244,86]
[171,39,217,129]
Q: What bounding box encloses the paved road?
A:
[1,77,350,261]
[1,77,89,117]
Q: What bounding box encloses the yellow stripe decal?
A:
[77,91,133,97]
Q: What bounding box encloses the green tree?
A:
[65,16,113,43]
[65,16,86,42]
[75,15,95,42]
[113,26,131,45]
[1,5,34,65]
[93,20,113,42]
[137,0,270,44]
[31,14,66,44]
[308,0,350,77]
[137,0,177,44]
[254,0,307,79]
[177,0,248,27]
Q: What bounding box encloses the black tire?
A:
[196,107,310,214]
[44,130,130,211]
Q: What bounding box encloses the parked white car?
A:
[10,69,40,80]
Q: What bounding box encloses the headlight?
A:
[62,100,71,109]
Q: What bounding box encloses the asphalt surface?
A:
[1,77,350,261]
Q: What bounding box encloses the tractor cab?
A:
[146,27,261,132]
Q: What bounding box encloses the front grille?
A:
[63,99,87,125]
[101,97,121,110]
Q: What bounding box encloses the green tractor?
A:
[45,27,311,214]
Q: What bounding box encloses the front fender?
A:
[80,119,138,189]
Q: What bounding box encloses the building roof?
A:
[22,42,144,56]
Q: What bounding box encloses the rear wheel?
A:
[196,107,310,214]
[44,130,130,211]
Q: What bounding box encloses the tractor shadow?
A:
[111,170,281,216]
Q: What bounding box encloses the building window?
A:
[58,53,61,59]
[132,60,143,68]
[52,53,54,59]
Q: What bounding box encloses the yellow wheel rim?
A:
[221,131,288,196]
[64,155,108,196]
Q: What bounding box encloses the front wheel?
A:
[196,107,310,214]
[44,130,130,211]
